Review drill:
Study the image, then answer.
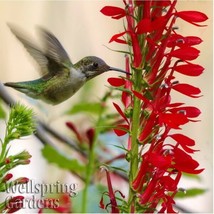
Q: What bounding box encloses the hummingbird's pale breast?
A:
[40,68,87,105]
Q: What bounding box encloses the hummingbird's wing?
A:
[8,23,50,75]
[7,24,72,78]
[37,27,72,70]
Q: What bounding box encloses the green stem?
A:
[0,126,10,163]
[128,69,142,210]
[81,105,105,213]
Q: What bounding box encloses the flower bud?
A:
[2,173,13,182]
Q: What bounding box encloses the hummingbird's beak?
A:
[109,67,131,75]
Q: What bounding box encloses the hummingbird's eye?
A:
[93,62,98,68]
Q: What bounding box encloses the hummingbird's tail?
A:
[4,81,39,99]
[4,82,27,91]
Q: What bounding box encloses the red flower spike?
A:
[108,77,126,87]
[100,6,126,19]
[174,63,204,76]
[101,0,206,212]
[173,83,201,98]
[169,47,200,61]
[176,11,208,26]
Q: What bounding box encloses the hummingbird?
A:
[4,24,129,105]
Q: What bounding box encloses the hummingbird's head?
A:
[76,56,129,80]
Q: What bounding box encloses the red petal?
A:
[167,102,185,108]
[66,122,83,142]
[129,32,142,67]
[184,36,203,46]
[139,112,156,142]
[173,147,204,174]
[99,195,105,209]
[109,31,127,44]
[174,63,204,76]
[169,134,198,154]
[167,34,203,47]
[159,113,189,129]
[172,83,201,98]
[148,153,172,169]
[100,6,126,19]
[122,56,132,108]
[132,90,150,104]
[114,124,129,136]
[169,133,195,146]
[169,47,200,60]
[160,176,177,191]
[176,11,208,23]
[86,128,95,147]
[136,18,153,34]
[108,77,126,87]
[167,34,184,47]
[152,16,167,31]
[169,106,201,118]
[113,102,129,124]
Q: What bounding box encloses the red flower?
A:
[174,62,204,76]
[172,83,201,98]
[100,6,126,19]
[175,11,208,26]
[108,77,126,87]
[99,167,125,213]
[168,134,198,153]
[169,46,200,61]
[101,1,207,212]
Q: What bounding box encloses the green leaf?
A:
[110,165,127,173]
[41,145,85,173]
[182,172,202,181]
[0,101,6,119]
[176,188,207,198]
[66,102,105,115]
